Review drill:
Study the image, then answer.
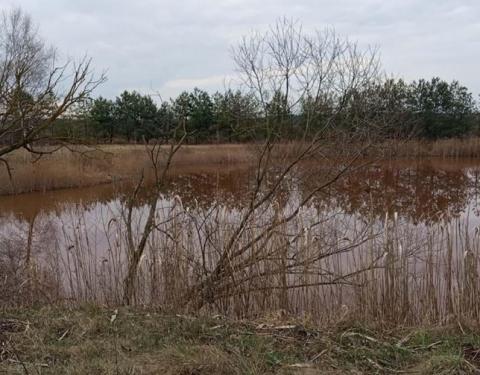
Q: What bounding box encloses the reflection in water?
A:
[2,158,480,224]
[325,159,480,224]
[0,166,253,222]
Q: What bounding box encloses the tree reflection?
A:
[320,160,475,223]
[1,159,479,225]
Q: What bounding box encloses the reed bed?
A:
[3,138,480,195]
[382,137,480,159]
[0,144,253,195]
[2,191,480,327]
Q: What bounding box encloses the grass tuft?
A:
[1,307,480,374]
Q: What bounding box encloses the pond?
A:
[1,157,480,323]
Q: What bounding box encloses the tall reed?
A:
[2,193,480,326]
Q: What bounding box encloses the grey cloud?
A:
[1,0,479,99]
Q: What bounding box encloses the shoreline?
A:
[3,138,480,196]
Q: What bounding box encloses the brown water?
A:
[2,157,480,224]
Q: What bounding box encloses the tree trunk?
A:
[123,251,142,305]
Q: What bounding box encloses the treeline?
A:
[56,77,478,143]
[56,88,259,143]
[351,77,477,138]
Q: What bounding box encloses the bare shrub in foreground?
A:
[178,18,388,311]
[8,198,476,325]
[99,18,400,313]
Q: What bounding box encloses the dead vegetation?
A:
[0,144,253,195]
[382,137,480,159]
[3,138,480,196]
[3,188,480,328]
[2,18,480,328]
[1,306,480,374]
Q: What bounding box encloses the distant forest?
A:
[53,77,478,144]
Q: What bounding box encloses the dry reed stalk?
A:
[2,184,480,326]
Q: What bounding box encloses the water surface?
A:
[2,157,480,321]
[2,157,480,225]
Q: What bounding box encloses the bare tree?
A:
[180,18,387,311]
[232,18,381,132]
[0,8,105,173]
[117,19,392,312]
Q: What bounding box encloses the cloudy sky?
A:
[1,0,479,100]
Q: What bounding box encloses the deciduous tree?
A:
[0,8,105,169]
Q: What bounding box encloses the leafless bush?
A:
[171,18,389,312]
[76,19,403,315]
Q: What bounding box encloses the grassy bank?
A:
[1,307,480,374]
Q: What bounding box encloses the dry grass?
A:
[0,307,480,375]
[1,306,479,374]
[3,138,480,368]
[3,140,480,372]
[3,138,480,195]
[0,140,479,327]
[382,137,480,159]
[0,144,254,195]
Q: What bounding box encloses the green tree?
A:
[213,90,258,141]
[155,101,176,139]
[299,94,335,132]
[340,79,412,136]
[115,91,158,142]
[408,78,475,138]
[90,97,116,142]
[189,88,214,141]
[171,91,192,140]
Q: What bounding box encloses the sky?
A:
[1,0,479,100]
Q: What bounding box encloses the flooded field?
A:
[2,157,480,323]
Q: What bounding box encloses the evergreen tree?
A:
[90,97,116,142]
[408,78,475,138]
[189,88,214,141]
[115,91,158,142]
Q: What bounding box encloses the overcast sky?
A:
[1,0,479,100]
